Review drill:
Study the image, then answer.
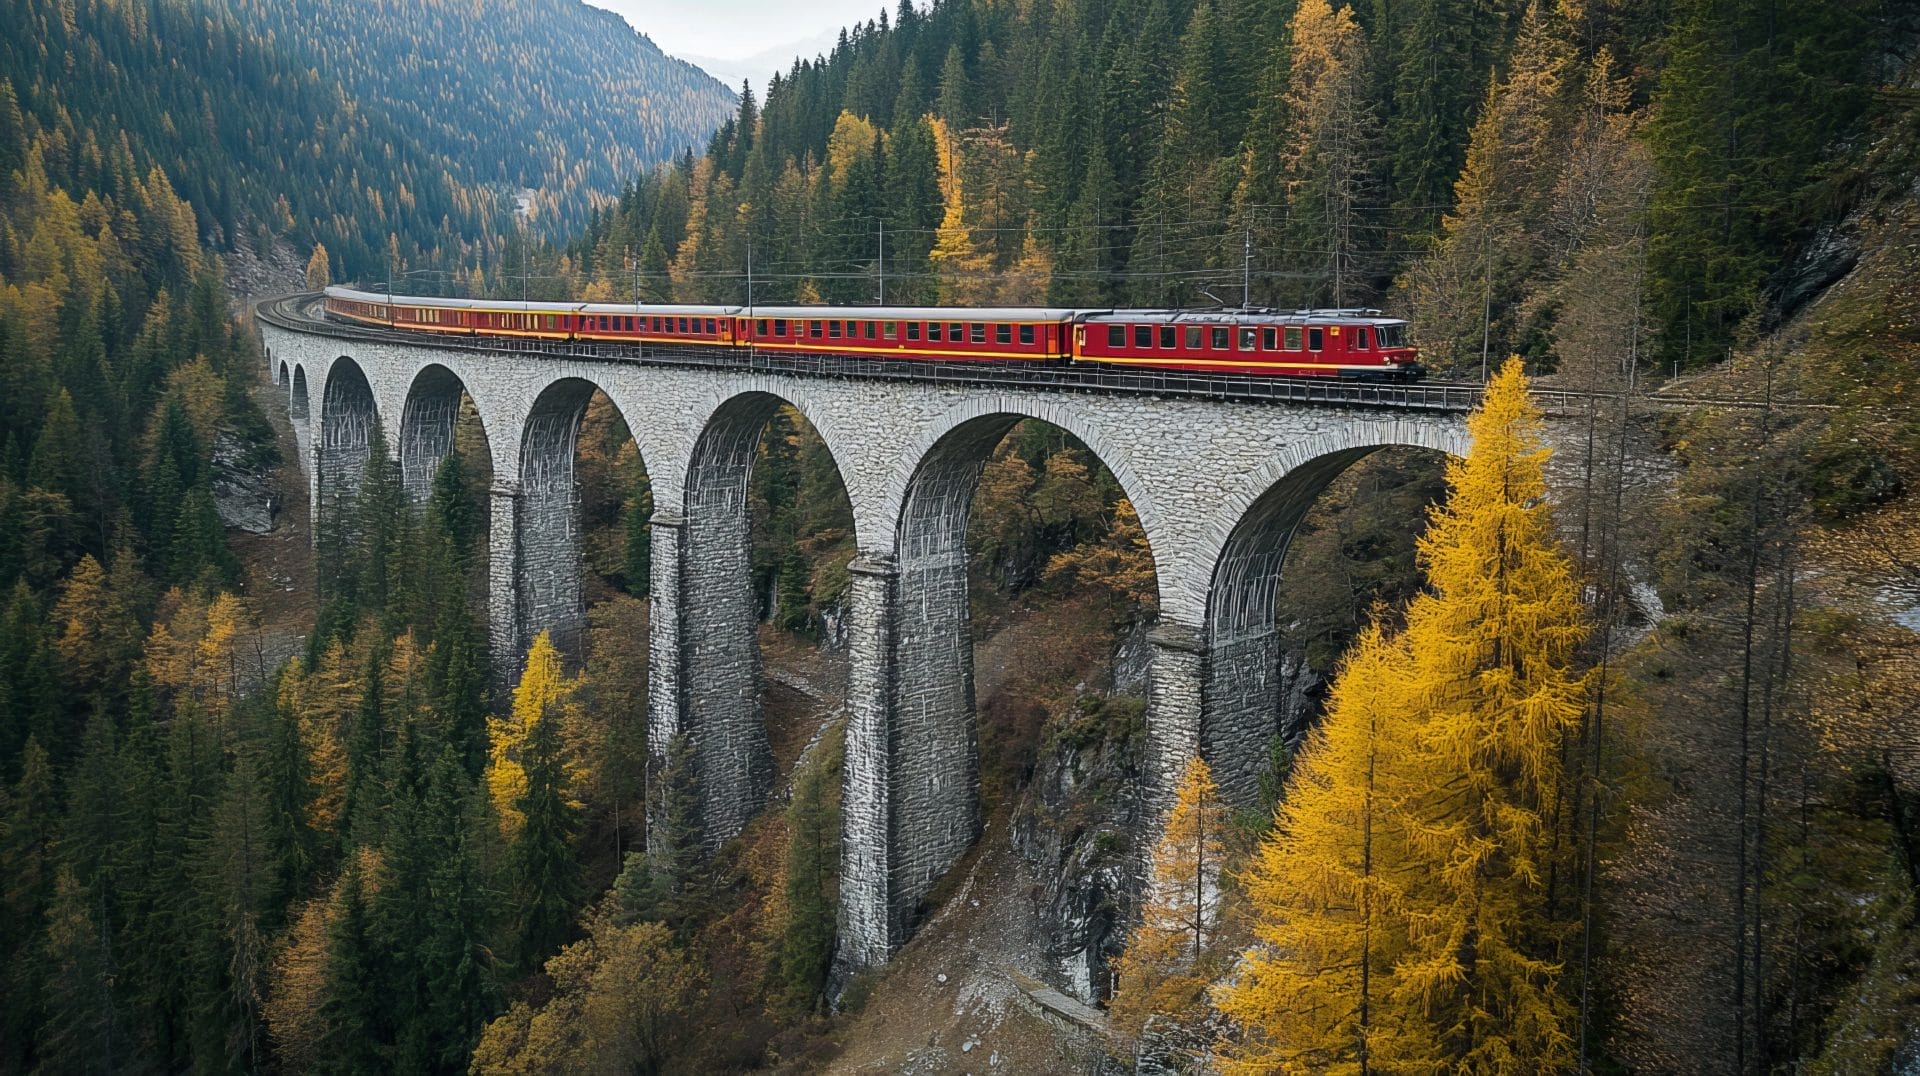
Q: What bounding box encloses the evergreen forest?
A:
[1,0,1919,1071]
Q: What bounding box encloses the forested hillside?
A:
[2,0,1918,1071]
[555,0,1890,376]
[0,0,731,283]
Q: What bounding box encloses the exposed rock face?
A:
[1769,222,1858,329]
[212,431,278,534]
[1012,698,1149,1007]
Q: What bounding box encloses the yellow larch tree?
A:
[824,110,881,184]
[279,641,362,837]
[487,632,584,838]
[996,208,1053,305]
[1389,356,1586,1070]
[1044,498,1159,614]
[1217,626,1423,1073]
[927,116,994,304]
[1110,755,1229,1044]
[305,243,330,290]
[1220,359,1586,1073]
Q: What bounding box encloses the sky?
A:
[589,0,887,77]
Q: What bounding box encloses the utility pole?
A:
[1244,228,1254,308]
[877,219,886,305]
[1479,225,1493,383]
[746,239,755,312]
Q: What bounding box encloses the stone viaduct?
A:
[259,299,1484,974]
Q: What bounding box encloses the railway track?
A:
[256,293,1821,415]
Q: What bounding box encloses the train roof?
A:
[326,287,742,317]
[742,305,1091,321]
[1083,308,1408,325]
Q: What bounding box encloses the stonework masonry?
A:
[263,320,1479,975]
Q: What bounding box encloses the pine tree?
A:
[1386,0,1507,236]
[779,729,842,1013]
[1642,0,1873,368]
[316,858,386,1074]
[37,866,125,1072]
[1111,756,1227,1044]
[1402,1,1573,374]
[508,658,581,966]
[636,731,706,930]
[1280,0,1384,308]
[416,747,498,1069]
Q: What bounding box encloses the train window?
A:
[1309,327,1324,351]
[1211,327,1230,350]
[884,322,898,340]
[545,315,557,330]
[1185,327,1203,349]
[1160,326,1176,349]
[965,323,981,343]
[949,323,964,342]
[927,322,943,342]
[1263,327,1278,350]
[1285,326,1303,350]
[705,319,717,334]
[1020,324,1036,345]
[1377,323,1406,348]
[907,322,922,341]
[773,319,787,336]
[809,321,823,337]
[1134,325,1153,348]
[1240,327,1257,350]
[756,319,768,335]
[865,321,878,340]
[997,324,1013,344]
[1107,325,1126,347]
[829,321,842,338]
[1352,327,1370,349]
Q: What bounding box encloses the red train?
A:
[324,288,1424,381]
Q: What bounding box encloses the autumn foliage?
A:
[1220,359,1588,1072]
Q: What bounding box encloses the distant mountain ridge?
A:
[213,0,735,227]
[0,0,733,279]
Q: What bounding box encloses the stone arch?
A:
[873,406,1162,948]
[290,364,310,421]
[317,357,378,514]
[878,396,1165,572]
[1200,425,1466,805]
[669,389,853,848]
[276,359,288,388]
[399,364,490,503]
[510,375,634,670]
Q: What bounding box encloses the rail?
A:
[256,294,1809,414]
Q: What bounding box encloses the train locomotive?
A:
[323,287,1425,381]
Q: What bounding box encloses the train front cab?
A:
[1074,315,1423,380]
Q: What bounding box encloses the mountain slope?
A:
[216,0,734,228]
[0,0,733,280]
